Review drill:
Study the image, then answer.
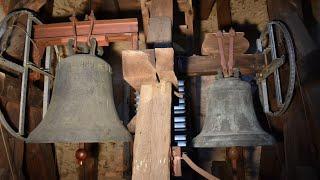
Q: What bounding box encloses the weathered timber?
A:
[140,0,150,35]
[2,0,46,61]
[155,48,178,85]
[201,32,249,55]
[146,17,172,45]
[122,48,177,90]
[122,49,157,90]
[132,82,172,180]
[177,54,265,76]
[216,0,232,30]
[25,106,57,180]
[0,75,43,108]
[33,18,138,39]
[145,0,173,45]
[149,0,173,19]
[199,0,215,20]
[266,1,320,179]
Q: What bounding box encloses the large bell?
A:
[27,54,132,143]
[192,77,274,147]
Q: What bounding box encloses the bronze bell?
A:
[192,76,274,147]
[27,54,132,143]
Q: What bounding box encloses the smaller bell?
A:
[192,77,275,148]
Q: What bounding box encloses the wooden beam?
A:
[177,54,265,76]
[150,0,173,19]
[122,48,177,90]
[25,107,57,180]
[145,0,173,45]
[155,48,178,85]
[0,75,43,108]
[201,32,249,56]
[132,82,172,180]
[146,17,172,45]
[216,0,232,30]
[122,49,157,91]
[199,0,216,20]
[33,18,138,39]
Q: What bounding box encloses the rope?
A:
[10,24,40,55]
[0,123,15,180]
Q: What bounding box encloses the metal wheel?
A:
[257,21,296,117]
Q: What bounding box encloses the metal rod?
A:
[27,63,54,78]
[43,46,52,118]
[0,57,24,73]
[268,24,283,106]
[261,80,270,113]
[31,16,43,25]
[18,15,32,135]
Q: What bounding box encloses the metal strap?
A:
[182,153,220,180]
[227,29,236,76]
[216,31,227,75]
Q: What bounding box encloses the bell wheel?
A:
[257,21,296,117]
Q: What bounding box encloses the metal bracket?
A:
[0,13,54,139]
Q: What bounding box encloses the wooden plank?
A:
[155,48,178,86]
[201,32,249,55]
[98,142,131,179]
[177,54,265,76]
[150,0,173,19]
[140,0,150,36]
[2,0,46,61]
[199,0,216,20]
[0,75,43,108]
[146,17,172,45]
[132,82,171,180]
[5,102,24,179]
[123,48,177,89]
[122,49,157,90]
[216,0,232,30]
[25,107,57,180]
[33,18,138,39]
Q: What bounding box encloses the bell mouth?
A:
[192,133,275,148]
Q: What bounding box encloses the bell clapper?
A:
[227,147,245,180]
[75,143,87,166]
[227,147,239,179]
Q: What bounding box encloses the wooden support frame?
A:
[132,82,172,180]
[122,48,176,179]
[177,54,265,76]
[33,18,139,64]
[122,48,177,91]
[140,0,173,45]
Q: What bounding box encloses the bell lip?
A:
[191,133,275,148]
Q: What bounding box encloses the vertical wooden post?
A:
[132,82,172,180]
[216,0,232,30]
